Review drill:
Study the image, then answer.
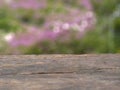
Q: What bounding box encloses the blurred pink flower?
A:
[45,9,96,33]
[8,28,59,47]
[10,0,47,10]
[81,0,93,10]
[4,0,96,48]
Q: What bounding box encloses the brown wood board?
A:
[0,54,120,90]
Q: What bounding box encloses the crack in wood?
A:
[20,71,75,75]
[0,67,119,76]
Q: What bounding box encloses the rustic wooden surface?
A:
[0,54,120,90]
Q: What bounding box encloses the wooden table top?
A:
[0,54,120,90]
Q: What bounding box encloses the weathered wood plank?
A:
[0,54,120,90]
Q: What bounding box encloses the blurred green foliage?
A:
[0,0,120,54]
[0,8,21,33]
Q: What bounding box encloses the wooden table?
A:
[0,54,120,90]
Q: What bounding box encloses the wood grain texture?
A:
[0,54,120,90]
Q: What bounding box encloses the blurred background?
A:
[0,0,120,54]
